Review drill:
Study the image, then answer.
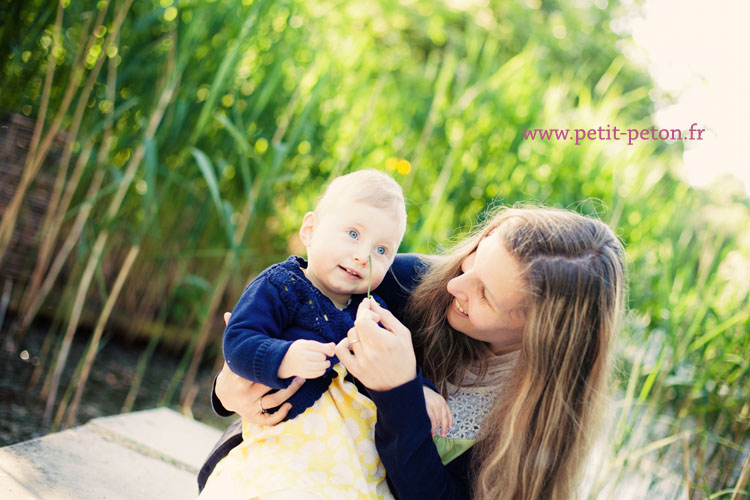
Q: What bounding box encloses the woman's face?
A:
[446,231,528,355]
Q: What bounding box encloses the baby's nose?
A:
[353,251,368,265]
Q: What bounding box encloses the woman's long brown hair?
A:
[407,206,626,500]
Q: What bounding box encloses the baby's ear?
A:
[299,211,316,247]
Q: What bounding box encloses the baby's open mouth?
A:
[340,266,362,279]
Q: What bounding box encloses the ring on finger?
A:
[259,398,270,414]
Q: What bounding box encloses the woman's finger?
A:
[354,308,391,345]
[354,299,380,326]
[355,297,382,324]
[341,300,417,391]
[335,338,362,377]
[346,327,358,341]
[344,327,364,353]
[367,300,408,336]
[258,402,292,426]
[363,298,382,323]
[223,312,231,326]
[245,378,274,399]
[357,296,373,314]
[261,376,304,408]
[345,328,363,350]
[214,360,301,423]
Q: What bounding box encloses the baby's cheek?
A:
[372,267,389,288]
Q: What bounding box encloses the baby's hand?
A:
[423,386,452,437]
[278,339,336,379]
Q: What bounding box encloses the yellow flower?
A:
[396,159,411,175]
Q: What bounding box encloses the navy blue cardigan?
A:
[200,254,475,499]
[222,255,386,420]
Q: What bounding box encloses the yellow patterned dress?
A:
[199,364,394,500]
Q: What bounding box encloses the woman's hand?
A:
[335,298,417,391]
[215,312,304,425]
[215,361,304,424]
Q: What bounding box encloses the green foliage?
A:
[2,0,748,496]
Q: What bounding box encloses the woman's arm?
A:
[213,359,304,422]
[369,378,472,500]
[335,299,470,499]
[213,312,304,421]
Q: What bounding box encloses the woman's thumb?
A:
[335,339,360,375]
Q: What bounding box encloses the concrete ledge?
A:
[0,408,223,499]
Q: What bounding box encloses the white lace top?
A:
[443,350,519,440]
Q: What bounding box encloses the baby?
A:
[200,169,450,500]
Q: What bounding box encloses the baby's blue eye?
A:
[348,230,358,239]
[376,247,386,255]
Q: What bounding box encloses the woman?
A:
[201,206,625,500]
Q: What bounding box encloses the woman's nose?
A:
[447,274,469,301]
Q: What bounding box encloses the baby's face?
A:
[300,201,404,307]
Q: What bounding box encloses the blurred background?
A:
[0,0,748,498]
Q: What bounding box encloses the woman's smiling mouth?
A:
[454,298,468,316]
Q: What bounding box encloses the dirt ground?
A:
[0,319,229,447]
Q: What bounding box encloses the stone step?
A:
[0,408,223,499]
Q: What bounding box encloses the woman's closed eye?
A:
[478,285,492,308]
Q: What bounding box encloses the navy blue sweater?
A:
[370,376,475,499]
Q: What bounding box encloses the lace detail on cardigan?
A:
[266,256,356,345]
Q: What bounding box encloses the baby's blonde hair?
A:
[315,169,407,239]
